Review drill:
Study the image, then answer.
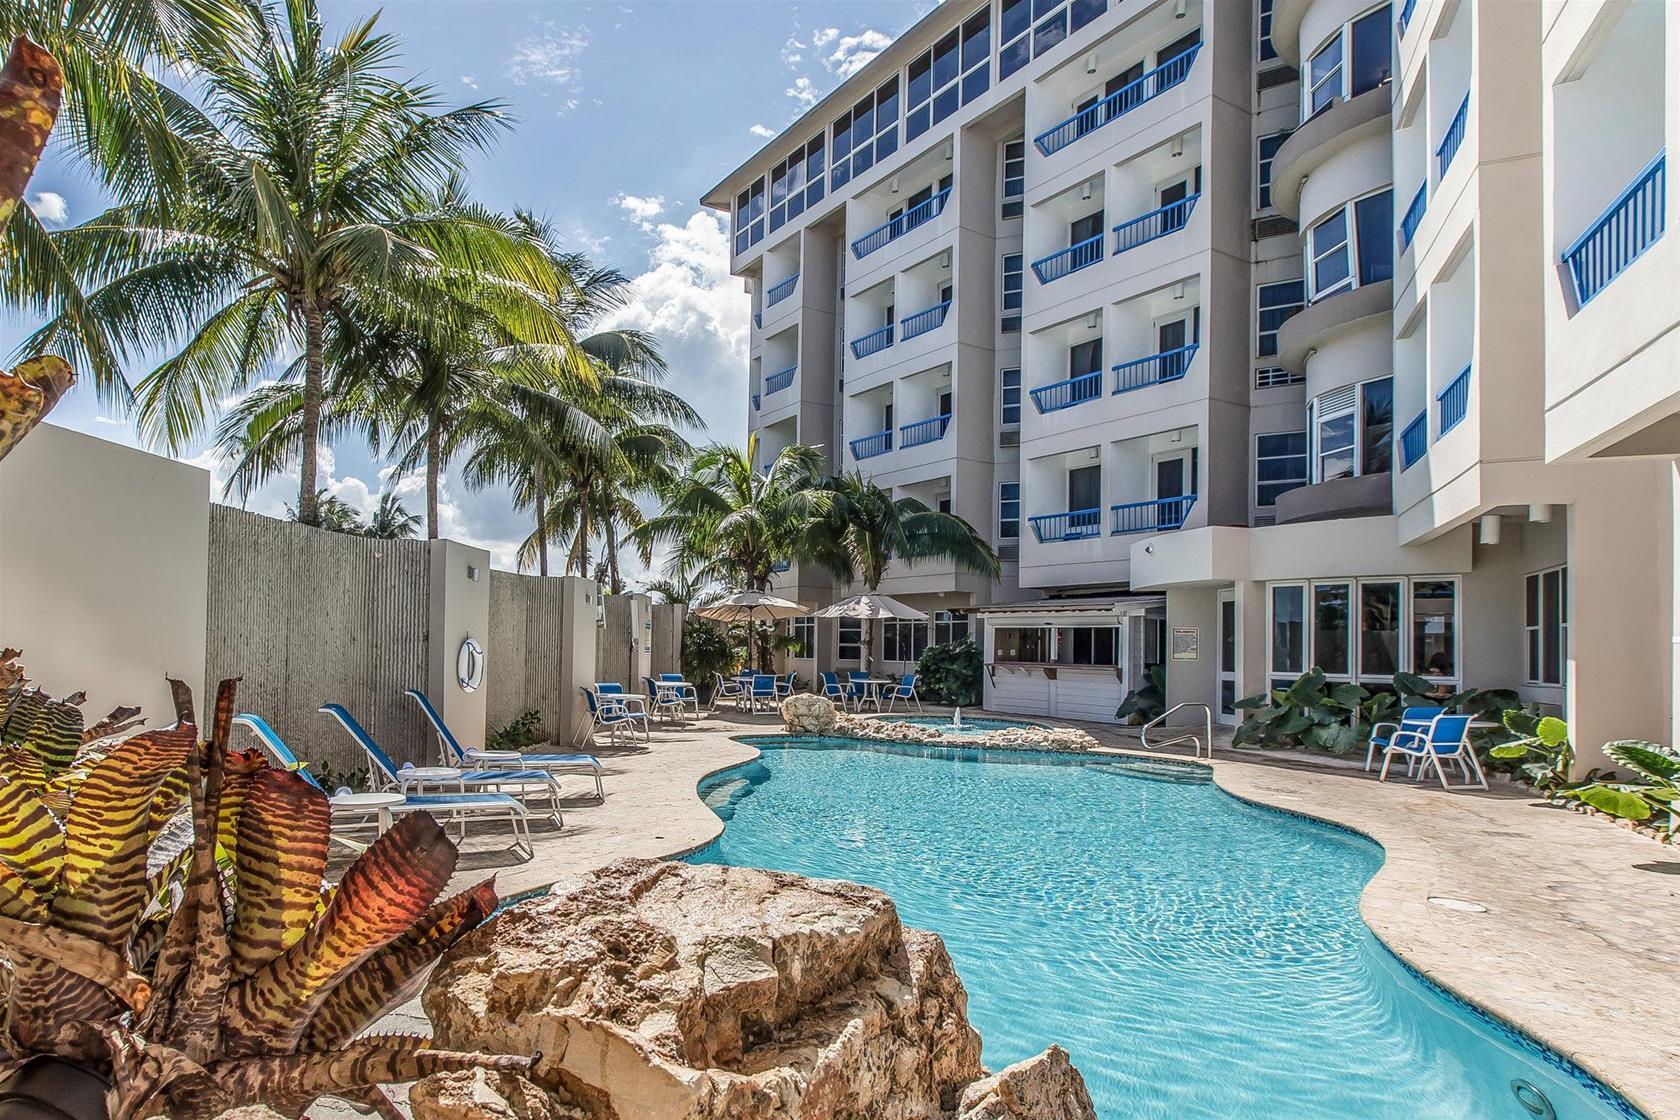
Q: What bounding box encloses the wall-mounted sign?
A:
[457,636,485,693]
[1170,627,1200,661]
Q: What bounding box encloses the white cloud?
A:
[460,74,479,90]
[786,76,819,110]
[820,28,894,79]
[28,191,67,225]
[749,123,776,139]
[780,34,807,68]
[505,24,589,110]
[613,193,666,231]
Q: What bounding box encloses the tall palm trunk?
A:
[604,517,622,594]
[296,299,327,526]
[424,414,442,539]
[533,464,549,577]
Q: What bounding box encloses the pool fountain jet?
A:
[952,707,963,729]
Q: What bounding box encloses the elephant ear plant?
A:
[0,651,528,1119]
[1232,668,1395,754]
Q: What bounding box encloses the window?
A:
[1001,139,1025,219]
[1257,131,1291,211]
[1313,583,1354,677]
[883,620,931,663]
[788,615,815,658]
[1001,253,1023,332]
[1360,376,1393,474]
[999,481,1021,539]
[1359,581,1402,677]
[1525,567,1567,686]
[1001,368,1022,426]
[1411,579,1457,681]
[1270,584,1306,686]
[1308,208,1351,299]
[1255,432,1308,507]
[1060,627,1119,666]
[1256,280,1304,356]
[1306,32,1343,116]
[830,78,900,192]
[1310,377,1392,482]
[1306,189,1394,301]
[907,8,990,143]
[1256,366,1304,388]
[769,135,826,233]
[733,179,765,255]
[994,626,1050,662]
[838,619,863,661]
[1258,0,1279,62]
[999,0,1106,80]
[1303,4,1391,118]
[1353,190,1393,286]
[933,610,970,646]
[1271,576,1460,685]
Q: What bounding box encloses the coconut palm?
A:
[364,489,419,539]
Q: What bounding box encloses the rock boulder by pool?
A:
[413,858,1095,1120]
[779,696,1099,753]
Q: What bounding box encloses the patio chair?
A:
[235,713,533,857]
[710,672,746,712]
[644,676,689,723]
[884,673,923,714]
[658,673,701,716]
[320,703,565,827]
[404,688,604,801]
[748,673,779,713]
[820,671,849,708]
[1365,706,1445,772]
[847,671,876,711]
[1378,713,1488,790]
[581,685,651,744]
[775,671,799,698]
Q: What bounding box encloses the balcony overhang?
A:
[1269,0,1311,65]
[1276,279,1393,373]
[1270,87,1391,221]
[1274,472,1393,524]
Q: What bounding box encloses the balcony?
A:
[764,364,796,395]
[1110,494,1194,535]
[751,392,760,411]
[1436,92,1468,181]
[1032,234,1103,284]
[899,413,952,448]
[1399,183,1426,251]
[1112,195,1200,255]
[766,273,799,307]
[1562,151,1666,308]
[1112,344,1196,395]
[849,430,893,460]
[1399,411,1427,469]
[900,300,951,341]
[1029,370,1103,414]
[851,188,952,259]
[1028,508,1102,543]
[1397,0,1416,37]
[1437,363,1471,436]
[850,324,895,360]
[770,560,792,574]
[753,311,762,329]
[1034,45,1202,157]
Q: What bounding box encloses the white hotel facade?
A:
[703,0,1678,769]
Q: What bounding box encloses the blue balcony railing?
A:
[754,311,762,329]
[900,300,952,340]
[1035,44,1202,157]
[751,393,761,411]
[1397,0,1416,37]
[848,430,893,460]
[1562,151,1666,308]
[1028,508,1103,543]
[1111,494,1195,535]
[1399,411,1427,469]
[899,414,952,448]
[850,324,895,360]
[1113,194,1200,254]
[1112,343,1197,394]
[851,187,952,259]
[770,560,792,574]
[765,364,796,395]
[1029,369,1103,413]
[1399,182,1427,251]
[766,273,799,307]
[1032,234,1104,283]
[1436,92,1468,181]
[1437,363,1471,436]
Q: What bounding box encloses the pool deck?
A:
[374,707,1678,1120]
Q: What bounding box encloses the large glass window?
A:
[1000,368,1022,426]
[733,179,765,255]
[830,78,900,192]
[1257,131,1291,211]
[907,8,990,142]
[769,135,826,234]
[1001,253,1023,332]
[1060,627,1119,666]
[1359,581,1402,677]
[1354,190,1394,286]
[994,626,1050,662]
[1525,567,1567,686]
[1271,584,1306,686]
[1256,280,1304,356]
[1313,583,1354,677]
[999,481,1021,539]
[1307,33,1343,116]
[1001,139,1026,219]
[1316,405,1357,482]
[1360,376,1393,474]
[883,620,931,663]
[1312,377,1393,482]
[1000,0,1106,80]
[1411,579,1457,680]
[1304,4,1392,118]
[1271,576,1459,684]
[1258,0,1279,62]
[1309,208,1351,298]
[1255,432,1308,507]
[933,610,971,646]
[788,615,815,658]
[838,619,863,661]
[1307,189,1395,301]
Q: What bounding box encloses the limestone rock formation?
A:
[779,692,838,735]
[955,1046,1096,1120]
[416,858,1004,1120]
[831,714,1099,754]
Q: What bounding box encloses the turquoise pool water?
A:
[881,715,1038,731]
[690,738,1642,1120]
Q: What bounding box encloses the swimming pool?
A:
[690,738,1642,1120]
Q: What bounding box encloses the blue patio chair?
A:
[658,673,701,715]
[644,676,689,723]
[884,673,922,714]
[581,685,651,744]
[405,688,603,801]
[1365,706,1445,772]
[1378,713,1487,790]
[820,671,848,708]
[710,672,746,712]
[775,671,799,698]
[749,673,779,712]
[847,671,876,710]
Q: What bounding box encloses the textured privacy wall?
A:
[651,603,684,677]
[205,505,431,775]
[486,570,572,744]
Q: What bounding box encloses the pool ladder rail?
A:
[1140,702,1213,761]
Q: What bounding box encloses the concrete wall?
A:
[651,603,685,677]
[0,424,210,728]
[486,571,598,747]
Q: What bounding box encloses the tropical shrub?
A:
[683,618,738,698]
[1572,741,1680,831]
[1489,711,1576,791]
[1394,672,1520,752]
[486,708,543,752]
[916,639,983,707]
[1234,668,1396,753]
[310,757,370,793]
[1115,664,1166,725]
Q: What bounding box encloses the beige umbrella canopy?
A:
[810,592,928,621]
[694,591,808,673]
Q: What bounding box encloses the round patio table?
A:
[328,791,404,833]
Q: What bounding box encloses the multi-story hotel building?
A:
[704,0,1676,769]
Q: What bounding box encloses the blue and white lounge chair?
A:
[1378,713,1488,790]
[1365,706,1445,771]
[404,689,604,801]
[581,685,651,744]
[884,673,922,714]
[710,672,745,712]
[234,713,533,857]
[320,703,564,826]
[820,671,848,708]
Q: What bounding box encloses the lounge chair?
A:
[234,713,533,857]
[581,685,651,744]
[748,673,779,713]
[1365,706,1445,772]
[644,676,689,723]
[320,703,565,826]
[710,672,746,712]
[1378,713,1488,790]
[884,673,923,714]
[658,673,701,716]
[404,688,604,801]
[820,671,849,708]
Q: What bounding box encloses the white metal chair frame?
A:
[1378,714,1488,790]
[710,672,746,712]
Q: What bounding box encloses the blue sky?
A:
[14,0,927,574]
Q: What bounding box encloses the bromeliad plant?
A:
[0,652,527,1118]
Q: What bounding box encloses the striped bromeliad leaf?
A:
[228,766,330,974]
[0,766,63,895]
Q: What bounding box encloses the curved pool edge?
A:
[695,732,1658,1120]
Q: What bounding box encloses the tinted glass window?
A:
[1355,189,1394,285]
[1349,5,1393,96]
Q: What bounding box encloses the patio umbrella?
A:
[812,592,928,675]
[694,591,807,672]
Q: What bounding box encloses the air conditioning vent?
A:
[1252,512,1277,527]
[1000,429,1020,447]
[1252,215,1299,241]
[998,541,1019,561]
[1257,65,1299,92]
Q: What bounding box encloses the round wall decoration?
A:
[456,636,485,693]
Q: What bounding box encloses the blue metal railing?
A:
[1111,494,1195,535]
[770,560,791,574]
[1436,92,1468,181]
[751,393,760,411]
[1030,369,1103,413]
[899,414,952,448]
[765,364,796,395]
[1437,363,1471,436]
[1399,182,1427,251]
[1112,343,1198,394]
[850,324,895,359]
[1035,44,1202,157]
[1397,0,1416,37]
[851,187,953,259]
[1399,411,1427,469]
[766,273,799,306]
[848,430,893,460]
[1032,234,1104,283]
[1562,151,1666,308]
[1113,194,1200,254]
[1028,508,1103,543]
[900,300,952,340]
[753,311,762,329]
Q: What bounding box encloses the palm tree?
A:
[284,489,363,534]
[364,489,419,539]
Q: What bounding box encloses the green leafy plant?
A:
[682,618,739,699]
[1563,740,1679,830]
[310,757,370,794]
[1489,711,1576,791]
[916,639,983,707]
[1234,668,1372,754]
[486,709,543,753]
[1394,673,1520,752]
[1115,664,1166,725]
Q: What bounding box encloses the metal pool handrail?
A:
[1141,702,1212,761]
